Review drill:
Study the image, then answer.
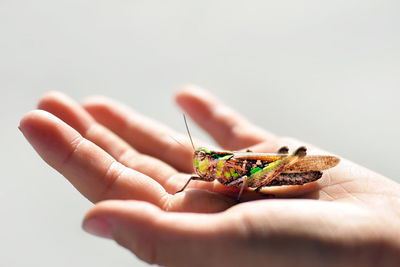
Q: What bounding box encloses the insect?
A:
[176,116,340,200]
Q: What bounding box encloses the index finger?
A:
[19,110,167,204]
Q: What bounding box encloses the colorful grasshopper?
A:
[176,116,340,200]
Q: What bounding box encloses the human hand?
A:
[19,86,400,267]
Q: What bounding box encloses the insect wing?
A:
[233,152,340,172]
[287,155,340,172]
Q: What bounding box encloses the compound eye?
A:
[197,150,209,160]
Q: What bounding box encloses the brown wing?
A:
[286,155,340,172]
[233,153,340,172]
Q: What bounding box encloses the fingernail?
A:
[82,217,112,239]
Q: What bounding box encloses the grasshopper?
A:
[176,116,340,200]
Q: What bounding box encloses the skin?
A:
[19,86,400,267]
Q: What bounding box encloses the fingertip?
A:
[36,91,94,133]
[82,200,114,236]
[174,85,216,107]
[174,85,216,124]
[19,109,65,139]
[37,91,79,120]
[174,85,194,108]
[19,110,36,139]
[83,200,162,238]
[82,200,127,239]
[19,109,84,167]
[175,84,204,97]
[81,96,132,126]
[81,95,114,109]
[37,91,69,109]
[82,216,113,239]
[81,96,110,119]
[174,85,275,150]
[19,109,39,132]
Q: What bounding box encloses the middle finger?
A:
[82,96,197,173]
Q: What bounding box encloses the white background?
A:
[1,1,399,266]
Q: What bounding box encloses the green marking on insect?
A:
[250,167,262,175]
[176,114,341,201]
[193,157,199,167]
[264,157,287,172]
[247,166,267,181]
[230,168,239,178]
[216,160,223,177]
[217,160,224,169]
[198,157,208,173]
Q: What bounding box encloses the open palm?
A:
[20,86,400,267]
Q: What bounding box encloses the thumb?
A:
[82,200,246,267]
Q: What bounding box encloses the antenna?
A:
[183,114,196,151]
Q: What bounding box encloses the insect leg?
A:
[224,175,248,202]
[175,176,203,194]
[237,178,248,202]
[248,146,307,190]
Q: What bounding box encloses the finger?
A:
[82,200,247,266]
[19,110,167,204]
[175,85,278,151]
[82,96,195,173]
[37,92,178,193]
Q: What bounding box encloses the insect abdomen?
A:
[266,171,322,186]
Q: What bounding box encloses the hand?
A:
[19,86,400,267]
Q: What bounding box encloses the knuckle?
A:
[61,136,85,166]
[96,161,126,201]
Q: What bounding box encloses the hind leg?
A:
[225,176,248,202]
